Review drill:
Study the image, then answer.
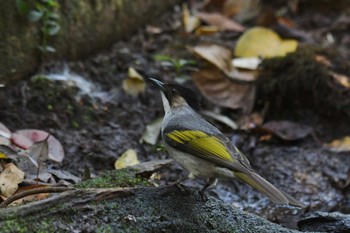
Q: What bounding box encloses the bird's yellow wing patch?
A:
[166,130,233,162]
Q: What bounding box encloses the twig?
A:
[0,187,74,208]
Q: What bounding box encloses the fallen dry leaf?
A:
[232,57,261,70]
[0,145,18,160]
[133,159,173,177]
[201,110,238,130]
[146,25,162,34]
[192,67,255,113]
[21,192,51,204]
[192,43,233,73]
[28,135,49,164]
[49,168,81,184]
[140,117,163,145]
[11,130,64,163]
[314,55,332,67]
[330,72,350,89]
[0,136,11,147]
[0,163,25,197]
[201,0,227,13]
[223,0,245,17]
[277,15,296,28]
[261,120,313,141]
[234,27,298,58]
[115,149,140,169]
[195,26,221,36]
[196,12,245,32]
[325,136,350,152]
[182,4,200,33]
[122,67,146,97]
[0,122,11,139]
[13,184,51,204]
[191,43,257,81]
[239,112,265,130]
[202,0,260,20]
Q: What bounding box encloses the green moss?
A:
[75,168,150,189]
[96,225,112,233]
[0,197,76,233]
[0,217,59,233]
[1,220,28,233]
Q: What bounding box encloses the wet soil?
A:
[1,2,350,231]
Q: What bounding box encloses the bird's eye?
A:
[171,88,177,94]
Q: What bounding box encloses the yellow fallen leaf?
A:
[234,27,298,58]
[182,4,200,33]
[195,26,220,36]
[325,136,350,152]
[122,67,146,97]
[115,149,140,169]
[0,163,25,197]
[140,117,163,145]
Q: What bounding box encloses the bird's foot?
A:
[199,178,217,201]
[170,176,190,194]
[199,188,209,201]
[175,182,191,194]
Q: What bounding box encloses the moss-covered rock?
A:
[0,166,308,232]
[0,186,305,233]
[257,46,350,119]
[75,168,150,189]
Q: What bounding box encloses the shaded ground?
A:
[1,2,350,232]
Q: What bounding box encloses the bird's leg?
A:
[176,175,189,184]
[172,173,192,193]
[199,178,217,199]
[169,174,188,186]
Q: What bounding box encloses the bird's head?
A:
[149,78,201,112]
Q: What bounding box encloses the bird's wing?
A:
[163,128,253,173]
[164,128,306,207]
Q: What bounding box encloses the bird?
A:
[149,78,305,207]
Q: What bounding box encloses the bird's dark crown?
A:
[163,84,201,111]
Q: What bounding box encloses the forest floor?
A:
[0,1,350,231]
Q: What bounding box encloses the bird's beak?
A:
[148,78,164,90]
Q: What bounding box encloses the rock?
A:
[298,211,350,232]
[0,185,305,233]
[0,167,306,233]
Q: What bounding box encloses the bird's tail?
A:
[235,172,305,208]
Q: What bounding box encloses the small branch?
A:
[0,187,74,208]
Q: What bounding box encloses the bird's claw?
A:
[199,189,209,201]
[174,182,190,194]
